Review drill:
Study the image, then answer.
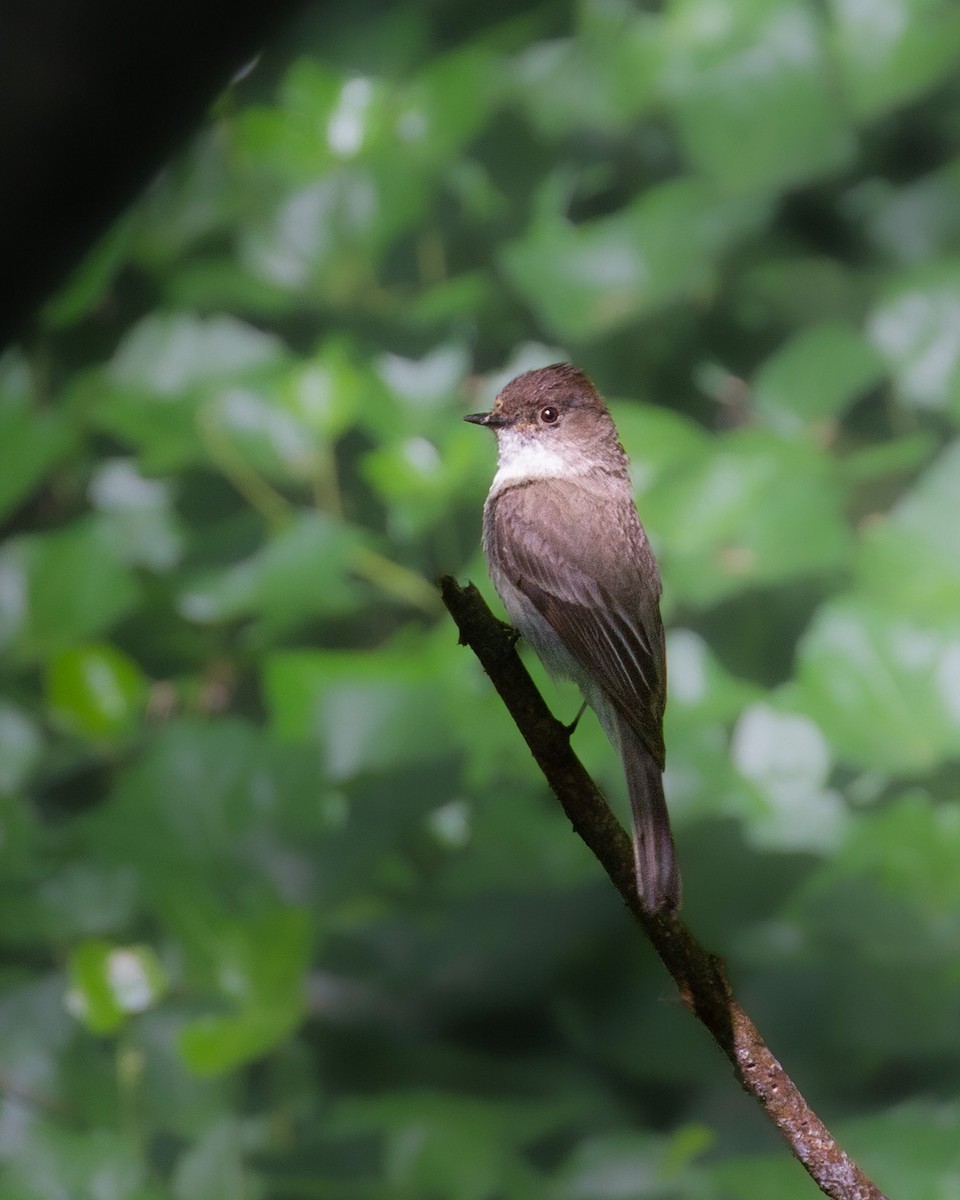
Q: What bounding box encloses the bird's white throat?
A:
[491,432,582,493]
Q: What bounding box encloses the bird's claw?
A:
[565,701,588,737]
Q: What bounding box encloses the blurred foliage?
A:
[3,0,960,1195]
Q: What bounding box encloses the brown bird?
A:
[466,363,680,912]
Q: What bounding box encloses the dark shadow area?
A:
[0,0,306,346]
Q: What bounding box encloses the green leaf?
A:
[86,313,291,472]
[0,979,74,1117]
[867,260,960,414]
[0,518,139,661]
[0,350,74,522]
[92,718,295,884]
[829,0,960,119]
[856,439,960,612]
[752,321,885,433]
[88,459,184,571]
[843,431,937,484]
[399,44,501,164]
[735,253,862,329]
[237,171,390,291]
[277,337,373,440]
[362,423,491,542]
[861,157,960,266]
[108,312,285,396]
[665,629,760,723]
[661,632,763,827]
[836,1101,960,1199]
[513,6,662,137]
[178,510,367,638]
[611,401,711,493]
[87,718,347,963]
[646,429,852,606]
[34,864,140,940]
[171,1119,246,1200]
[792,595,960,773]
[82,376,207,473]
[0,704,43,793]
[66,940,167,1034]
[664,0,854,192]
[263,644,455,779]
[46,643,148,741]
[710,1146,839,1200]
[730,703,848,851]
[178,908,310,1075]
[407,270,496,327]
[2,1127,149,1200]
[273,60,389,172]
[376,342,470,424]
[331,1090,574,1200]
[555,1127,713,1199]
[199,384,325,484]
[502,176,768,341]
[830,792,960,917]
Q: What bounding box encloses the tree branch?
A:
[440,575,888,1200]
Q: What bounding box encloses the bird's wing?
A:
[489,480,666,766]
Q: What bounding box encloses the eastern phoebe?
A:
[465,363,680,912]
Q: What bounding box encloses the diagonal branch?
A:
[440,576,888,1200]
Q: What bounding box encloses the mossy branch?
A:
[440,575,888,1200]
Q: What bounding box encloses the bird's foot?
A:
[564,701,588,737]
[500,621,520,647]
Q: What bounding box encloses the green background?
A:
[3,0,960,1195]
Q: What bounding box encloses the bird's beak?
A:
[464,410,507,428]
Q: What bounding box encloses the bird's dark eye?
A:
[540,405,559,424]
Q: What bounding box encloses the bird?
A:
[465,363,680,912]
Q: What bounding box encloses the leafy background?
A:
[3,0,960,1196]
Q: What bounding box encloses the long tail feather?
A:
[616,713,681,912]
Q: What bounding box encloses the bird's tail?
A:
[616,714,681,913]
